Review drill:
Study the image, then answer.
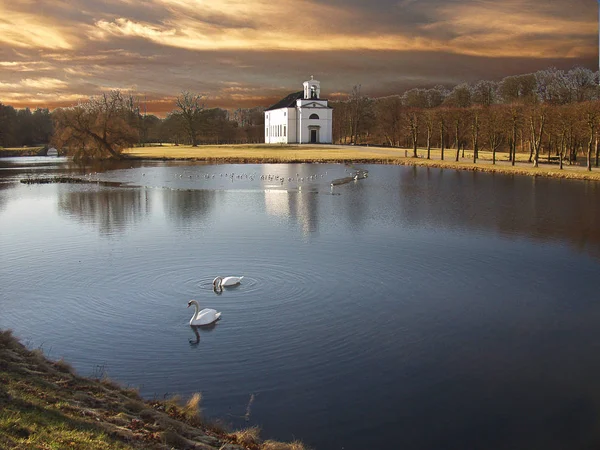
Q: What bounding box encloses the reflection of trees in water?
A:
[0,182,15,213]
[400,168,600,258]
[58,186,151,235]
[162,189,216,224]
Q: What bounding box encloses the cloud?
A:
[0,4,76,50]
[0,0,595,113]
[21,77,68,89]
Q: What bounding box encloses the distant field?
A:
[124,143,396,162]
[123,144,600,181]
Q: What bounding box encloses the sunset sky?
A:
[0,0,597,116]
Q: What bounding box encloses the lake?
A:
[1,156,600,450]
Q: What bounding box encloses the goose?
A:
[213,276,244,289]
[187,300,221,326]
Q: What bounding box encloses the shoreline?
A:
[3,144,599,182]
[0,329,306,450]
[122,144,600,182]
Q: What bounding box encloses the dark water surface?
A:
[1,157,600,450]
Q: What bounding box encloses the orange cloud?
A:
[0,4,76,50]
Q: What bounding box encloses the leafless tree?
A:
[528,104,547,168]
[175,91,204,146]
[406,109,419,157]
[52,90,138,160]
[582,102,600,171]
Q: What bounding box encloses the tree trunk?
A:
[511,121,517,166]
[595,136,599,168]
[472,121,479,164]
[588,136,594,171]
[559,133,565,170]
[426,127,431,160]
[454,120,460,162]
[440,122,445,161]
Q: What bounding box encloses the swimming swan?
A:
[213,276,244,289]
[187,300,221,326]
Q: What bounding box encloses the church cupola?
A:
[303,76,320,99]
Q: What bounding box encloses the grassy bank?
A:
[0,147,45,157]
[124,144,600,182]
[0,330,306,450]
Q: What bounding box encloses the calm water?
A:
[1,157,600,450]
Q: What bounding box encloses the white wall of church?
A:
[265,108,296,144]
[297,100,332,144]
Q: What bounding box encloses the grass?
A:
[0,146,44,157]
[123,143,600,182]
[0,329,310,450]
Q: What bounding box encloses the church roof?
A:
[265,91,303,111]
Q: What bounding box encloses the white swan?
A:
[213,276,243,289]
[187,300,221,326]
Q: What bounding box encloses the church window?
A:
[284,126,286,137]
[311,85,317,99]
[309,113,319,119]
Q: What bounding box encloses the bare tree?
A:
[175,91,204,146]
[52,90,138,160]
[472,81,497,106]
[529,104,547,168]
[471,106,481,163]
[507,104,523,166]
[437,108,448,161]
[582,102,600,171]
[483,106,504,164]
[424,109,435,159]
[348,85,372,144]
[375,96,403,147]
[406,109,419,157]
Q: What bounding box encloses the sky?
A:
[0,0,597,116]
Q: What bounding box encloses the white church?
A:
[264,77,333,144]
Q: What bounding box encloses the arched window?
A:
[309,113,319,119]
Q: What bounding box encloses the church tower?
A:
[303,76,321,100]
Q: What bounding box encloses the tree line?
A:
[332,67,600,170]
[1,91,265,157]
[1,65,599,164]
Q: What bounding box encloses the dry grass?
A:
[182,392,203,423]
[231,426,262,446]
[0,146,44,156]
[123,144,600,182]
[0,329,308,449]
[262,440,310,450]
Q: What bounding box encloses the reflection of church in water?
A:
[262,167,319,236]
[264,77,333,144]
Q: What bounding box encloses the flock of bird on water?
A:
[138,167,369,188]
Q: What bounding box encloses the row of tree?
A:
[1,92,265,155]
[1,65,598,162]
[332,67,600,170]
[0,104,53,148]
[335,99,600,168]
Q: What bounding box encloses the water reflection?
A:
[399,167,600,258]
[9,159,600,258]
[161,188,216,224]
[188,324,218,346]
[58,186,152,235]
[264,190,319,235]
